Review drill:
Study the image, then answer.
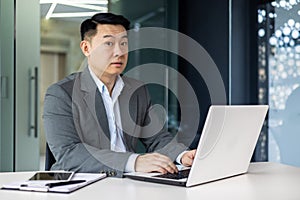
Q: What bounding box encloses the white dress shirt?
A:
[89,67,138,172]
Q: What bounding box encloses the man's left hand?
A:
[181,149,196,166]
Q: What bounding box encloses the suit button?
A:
[108,171,113,176]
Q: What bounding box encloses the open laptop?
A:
[125,105,269,187]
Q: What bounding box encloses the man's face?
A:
[81,24,128,78]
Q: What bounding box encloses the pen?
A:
[45,180,86,188]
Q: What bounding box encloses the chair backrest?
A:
[45,143,56,170]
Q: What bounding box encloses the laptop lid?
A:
[125,105,269,187]
[186,105,268,186]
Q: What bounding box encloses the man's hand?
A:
[181,149,196,166]
[135,153,178,174]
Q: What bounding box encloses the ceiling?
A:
[40,0,165,25]
[40,0,108,22]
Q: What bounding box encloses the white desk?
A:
[0,162,299,200]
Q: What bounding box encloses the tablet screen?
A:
[29,172,74,181]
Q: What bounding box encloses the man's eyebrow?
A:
[102,34,128,39]
[103,34,114,38]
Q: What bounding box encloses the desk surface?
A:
[0,162,299,200]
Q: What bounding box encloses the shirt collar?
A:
[88,66,124,98]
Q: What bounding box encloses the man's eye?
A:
[121,41,128,46]
[105,41,114,46]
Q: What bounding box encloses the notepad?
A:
[1,173,106,193]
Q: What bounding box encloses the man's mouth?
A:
[111,62,123,66]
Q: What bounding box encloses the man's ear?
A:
[80,40,91,56]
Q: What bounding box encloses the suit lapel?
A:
[80,67,110,149]
[95,89,110,140]
[119,79,138,151]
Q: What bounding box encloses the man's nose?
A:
[113,44,124,57]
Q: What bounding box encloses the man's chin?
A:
[108,67,125,74]
[102,70,123,77]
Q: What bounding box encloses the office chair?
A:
[45,143,56,171]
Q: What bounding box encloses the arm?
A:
[43,83,132,177]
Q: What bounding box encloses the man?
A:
[43,13,196,178]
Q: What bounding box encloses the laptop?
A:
[125,105,269,187]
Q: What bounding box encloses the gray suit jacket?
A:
[43,67,187,177]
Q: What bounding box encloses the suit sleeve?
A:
[43,84,132,177]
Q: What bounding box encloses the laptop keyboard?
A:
[154,169,190,180]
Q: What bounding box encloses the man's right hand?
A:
[135,153,178,174]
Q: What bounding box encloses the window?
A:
[258,0,300,167]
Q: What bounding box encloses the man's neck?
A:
[99,73,117,96]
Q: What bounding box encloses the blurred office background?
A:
[1,0,300,171]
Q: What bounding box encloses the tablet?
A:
[28,171,74,182]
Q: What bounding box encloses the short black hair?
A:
[80,13,130,41]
